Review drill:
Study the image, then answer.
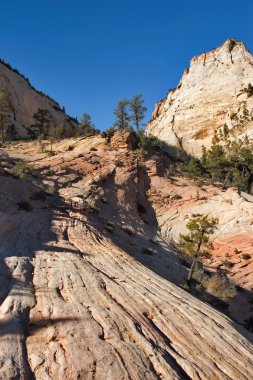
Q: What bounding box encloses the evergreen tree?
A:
[179,216,218,286]
[77,113,96,136]
[129,94,147,130]
[184,157,202,179]
[201,137,253,193]
[201,143,227,182]
[32,108,51,138]
[0,85,10,143]
[113,99,130,130]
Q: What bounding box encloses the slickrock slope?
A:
[1,134,253,379]
[0,60,78,138]
[146,39,253,156]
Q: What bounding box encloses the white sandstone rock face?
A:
[0,60,78,138]
[146,39,253,157]
[1,136,253,379]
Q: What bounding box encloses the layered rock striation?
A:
[0,134,253,379]
[146,39,253,156]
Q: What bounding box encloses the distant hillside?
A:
[0,58,78,138]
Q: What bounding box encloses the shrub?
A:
[60,165,69,171]
[46,184,56,195]
[245,83,253,97]
[99,174,108,182]
[242,253,251,260]
[105,225,114,233]
[223,260,234,269]
[46,150,56,156]
[11,162,36,180]
[207,274,236,301]
[171,194,182,200]
[192,264,210,288]
[115,159,123,167]
[101,127,116,142]
[105,222,114,233]
[183,157,203,179]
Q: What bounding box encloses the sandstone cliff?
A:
[146,39,253,157]
[1,134,253,379]
[0,60,78,138]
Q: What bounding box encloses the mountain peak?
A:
[146,39,253,157]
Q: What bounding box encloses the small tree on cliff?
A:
[32,108,51,138]
[113,99,130,130]
[129,94,147,131]
[0,85,10,143]
[77,113,97,136]
[179,215,218,286]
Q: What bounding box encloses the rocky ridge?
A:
[0,134,253,379]
[146,39,253,157]
[0,60,78,138]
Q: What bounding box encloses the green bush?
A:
[11,161,36,179]
[200,137,253,193]
[183,157,203,179]
[207,273,236,301]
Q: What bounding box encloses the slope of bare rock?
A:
[146,39,253,157]
[146,170,253,290]
[1,135,253,379]
[0,60,78,138]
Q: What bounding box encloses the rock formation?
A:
[0,60,78,138]
[0,133,253,379]
[146,39,253,157]
[1,39,253,378]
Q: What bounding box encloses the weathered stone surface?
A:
[0,136,253,379]
[146,39,253,156]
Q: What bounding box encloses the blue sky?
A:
[1,0,252,131]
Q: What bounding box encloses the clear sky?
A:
[1,0,252,131]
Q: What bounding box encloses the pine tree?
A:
[179,215,218,286]
[129,94,147,130]
[77,113,96,136]
[0,85,10,143]
[113,99,130,130]
[32,108,51,138]
[184,157,202,179]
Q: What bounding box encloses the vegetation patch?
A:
[11,161,37,180]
